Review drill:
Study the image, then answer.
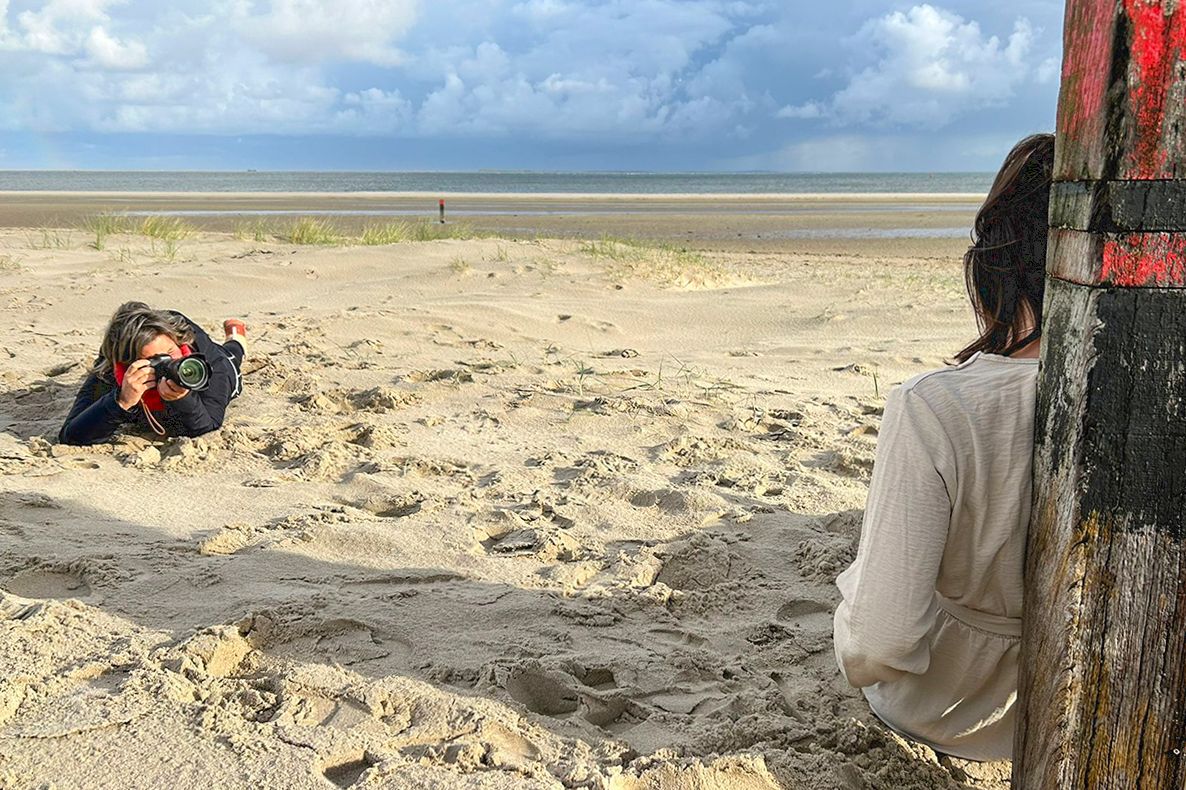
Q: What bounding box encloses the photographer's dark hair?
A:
[955,133,1056,363]
[95,301,194,380]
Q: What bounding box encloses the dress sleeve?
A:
[833,384,955,688]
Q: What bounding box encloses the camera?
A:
[147,353,211,392]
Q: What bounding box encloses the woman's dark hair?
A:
[955,133,1056,363]
[95,301,194,380]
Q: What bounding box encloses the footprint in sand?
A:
[502,667,579,716]
[321,753,377,789]
[648,628,708,648]
[265,618,411,669]
[282,690,374,731]
[354,492,427,519]
[776,599,834,632]
[2,568,91,600]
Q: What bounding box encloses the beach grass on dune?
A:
[138,216,195,241]
[273,217,489,246]
[26,227,74,250]
[77,213,194,250]
[579,235,724,285]
[360,222,414,245]
[233,219,272,242]
[282,217,343,245]
[79,213,129,250]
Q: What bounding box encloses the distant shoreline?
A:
[0,190,979,256]
[0,190,985,201]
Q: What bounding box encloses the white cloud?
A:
[236,0,419,67]
[5,0,117,53]
[84,26,147,69]
[0,0,1060,151]
[805,4,1047,128]
[777,102,824,119]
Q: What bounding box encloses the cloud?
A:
[776,102,825,120]
[1,0,120,54]
[788,4,1052,128]
[83,26,147,69]
[236,0,418,67]
[0,0,1063,168]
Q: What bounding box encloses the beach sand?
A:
[0,203,1010,789]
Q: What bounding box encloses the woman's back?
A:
[833,351,1039,760]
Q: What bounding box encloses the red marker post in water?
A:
[439,198,446,224]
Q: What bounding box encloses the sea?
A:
[0,171,992,194]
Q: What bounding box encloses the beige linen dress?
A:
[833,350,1039,761]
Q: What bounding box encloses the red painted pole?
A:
[439,198,446,224]
[1014,1,1186,787]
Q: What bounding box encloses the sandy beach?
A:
[0,200,1009,789]
[0,191,979,257]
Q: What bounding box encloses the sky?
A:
[0,0,1066,172]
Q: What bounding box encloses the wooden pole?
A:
[1014,1,1186,787]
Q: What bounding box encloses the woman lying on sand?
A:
[832,133,1054,761]
[59,301,246,445]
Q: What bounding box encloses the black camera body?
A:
[147,353,211,392]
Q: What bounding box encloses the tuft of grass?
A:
[234,219,272,242]
[448,256,471,275]
[79,213,129,250]
[579,235,723,286]
[0,253,21,272]
[409,221,484,242]
[149,238,181,263]
[578,236,642,261]
[138,215,194,241]
[493,244,510,262]
[572,358,597,396]
[282,217,344,245]
[360,221,413,245]
[26,227,74,250]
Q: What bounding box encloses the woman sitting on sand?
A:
[832,133,1053,761]
[59,301,246,445]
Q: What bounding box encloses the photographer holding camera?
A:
[59,301,246,445]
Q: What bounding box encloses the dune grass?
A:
[578,235,723,286]
[233,219,272,242]
[272,217,488,246]
[360,222,414,245]
[448,255,472,275]
[69,213,494,250]
[138,216,194,241]
[281,217,343,245]
[80,213,130,250]
[78,212,192,249]
[407,221,484,242]
[26,227,74,250]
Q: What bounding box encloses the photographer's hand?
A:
[157,379,188,401]
[116,360,156,411]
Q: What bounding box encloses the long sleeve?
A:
[833,384,956,688]
[160,315,238,437]
[162,389,221,436]
[58,371,133,446]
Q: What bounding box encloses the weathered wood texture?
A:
[1055,0,1186,180]
[1015,1,1186,787]
[1017,282,1186,788]
[1049,227,1186,286]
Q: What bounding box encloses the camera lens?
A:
[176,357,210,390]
